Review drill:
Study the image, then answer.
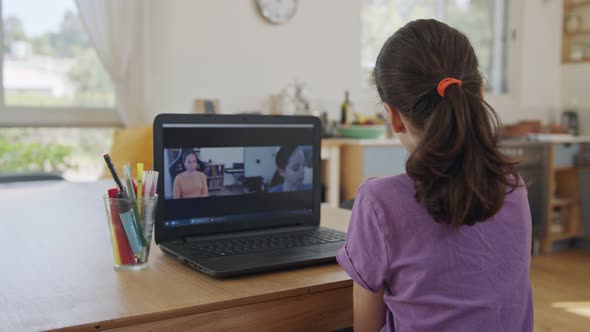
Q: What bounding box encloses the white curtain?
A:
[75,0,144,127]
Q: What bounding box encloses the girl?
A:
[269,145,313,192]
[336,19,533,332]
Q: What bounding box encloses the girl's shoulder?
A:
[504,173,529,202]
[361,173,415,199]
[356,174,418,221]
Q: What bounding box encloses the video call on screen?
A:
[162,124,315,227]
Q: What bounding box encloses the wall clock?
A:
[256,0,298,25]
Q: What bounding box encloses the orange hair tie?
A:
[437,78,463,97]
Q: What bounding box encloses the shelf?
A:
[549,231,583,241]
[563,58,590,63]
[570,0,590,9]
[551,198,575,207]
[554,166,576,172]
[565,29,590,36]
[554,165,590,172]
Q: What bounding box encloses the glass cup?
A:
[103,194,158,270]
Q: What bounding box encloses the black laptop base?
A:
[159,226,346,278]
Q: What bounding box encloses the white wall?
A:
[244,147,277,185]
[144,0,587,132]
[144,0,361,120]
[490,0,590,135]
[561,1,590,134]
[517,0,563,111]
[353,0,565,125]
[200,147,243,166]
[562,63,590,135]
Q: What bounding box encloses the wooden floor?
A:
[531,250,590,332]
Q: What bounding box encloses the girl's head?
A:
[374,19,517,226]
[274,145,305,187]
[183,151,199,172]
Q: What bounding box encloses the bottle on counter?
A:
[340,91,353,125]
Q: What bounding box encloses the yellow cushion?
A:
[103,126,153,179]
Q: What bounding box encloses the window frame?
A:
[359,0,522,101]
[0,1,121,128]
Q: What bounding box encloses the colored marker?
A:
[123,164,147,246]
[137,163,144,215]
[115,192,143,255]
[103,154,126,193]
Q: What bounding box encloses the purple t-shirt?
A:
[337,174,533,332]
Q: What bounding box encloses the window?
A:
[361,0,510,94]
[0,0,118,180]
[2,0,115,108]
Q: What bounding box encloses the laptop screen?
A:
[159,122,317,231]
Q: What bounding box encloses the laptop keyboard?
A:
[173,228,346,259]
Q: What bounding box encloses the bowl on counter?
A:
[336,124,386,139]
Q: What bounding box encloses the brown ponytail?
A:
[374,19,519,226]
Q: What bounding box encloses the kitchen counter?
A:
[324,135,590,147]
[323,137,402,147]
[320,138,589,253]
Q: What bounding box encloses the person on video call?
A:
[172,151,209,198]
[269,145,312,192]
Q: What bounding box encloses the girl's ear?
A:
[278,168,286,177]
[384,103,406,134]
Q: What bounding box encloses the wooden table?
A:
[0,180,353,331]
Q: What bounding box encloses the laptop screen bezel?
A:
[153,113,322,244]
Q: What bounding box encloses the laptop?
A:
[153,114,346,277]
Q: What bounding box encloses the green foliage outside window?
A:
[0,129,76,173]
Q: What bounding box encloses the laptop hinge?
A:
[182,225,315,243]
[164,239,185,245]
